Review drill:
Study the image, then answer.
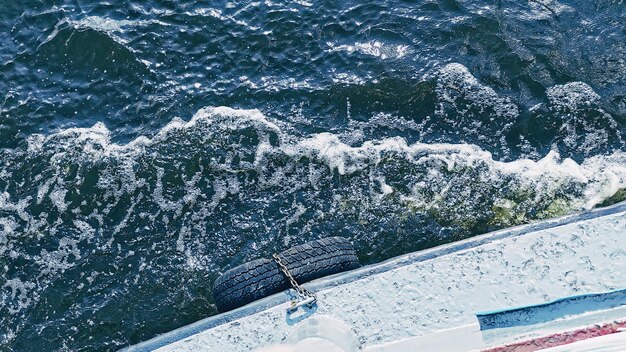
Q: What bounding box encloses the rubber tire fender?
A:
[212,237,360,312]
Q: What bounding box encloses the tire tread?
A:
[212,237,360,312]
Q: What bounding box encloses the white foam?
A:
[546,82,601,112]
[0,192,31,222]
[73,220,95,239]
[23,107,279,164]
[436,63,519,121]
[280,132,626,210]
[543,82,622,155]
[2,68,626,320]
[7,101,626,233]
[0,218,16,256]
[49,185,69,213]
[35,236,81,275]
[2,278,37,315]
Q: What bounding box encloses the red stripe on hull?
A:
[483,321,626,352]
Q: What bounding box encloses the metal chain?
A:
[272,253,317,308]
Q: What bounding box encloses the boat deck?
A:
[124,202,626,351]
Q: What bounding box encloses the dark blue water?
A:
[1,1,625,350]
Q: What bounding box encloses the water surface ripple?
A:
[1,0,626,350]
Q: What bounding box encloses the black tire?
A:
[212,237,360,312]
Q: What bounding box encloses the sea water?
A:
[1,1,625,350]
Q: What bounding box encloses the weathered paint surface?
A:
[541,331,626,352]
[129,203,626,352]
[484,321,626,352]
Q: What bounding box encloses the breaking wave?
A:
[1,63,625,349]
